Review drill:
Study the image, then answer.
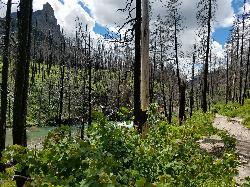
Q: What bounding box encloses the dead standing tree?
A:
[117,0,150,133]
[0,0,12,172]
[163,0,186,124]
[239,0,247,105]
[12,0,33,147]
[197,0,217,113]
[12,0,33,186]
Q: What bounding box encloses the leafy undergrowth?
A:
[1,109,238,186]
[212,99,250,129]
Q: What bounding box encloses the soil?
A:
[213,114,250,185]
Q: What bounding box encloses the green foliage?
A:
[213,100,250,129]
[242,177,250,187]
[0,167,16,187]
[117,107,132,121]
[1,111,238,186]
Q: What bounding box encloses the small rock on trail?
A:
[198,135,225,157]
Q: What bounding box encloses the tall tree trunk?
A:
[12,0,33,186]
[168,85,173,124]
[149,40,157,103]
[140,0,149,133]
[0,0,12,172]
[209,51,214,102]
[202,0,211,113]
[117,69,121,114]
[133,0,142,131]
[239,1,246,105]
[190,45,196,117]
[226,53,229,104]
[243,40,250,105]
[81,67,87,139]
[174,14,185,124]
[58,42,65,126]
[68,83,71,119]
[159,28,167,118]
[179,82,186,123]
[233,19,240,102]
[13,0,33,147]
[133,0,149,133]
[230,45,235,101]
[88,33,92,128]
[160,70,167,118]
[38,88,43,126]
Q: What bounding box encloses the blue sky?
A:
[212,0,242,46]
[62,0,108,36]
[78,1,93,18]
[213,27,232,46]
[58,0,64,5]
[90,0,241,47]
[58,0,241,47]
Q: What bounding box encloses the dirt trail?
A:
[213,114,250,184]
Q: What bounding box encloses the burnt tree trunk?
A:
[190,45,196,117]
[134,0,142,132]
[174,15,185,124]
[58,42,66,126]
[239,7,246,105]
[88,33,92,128]
[202,0,211,113]
[12,0,33,186]
[226,53,229,104]
[0,0,12,172]
[243,40,250,105]
[179,81,186,123]
[13,0,33,147]
[168,85,173,124]
[149,40,157,103]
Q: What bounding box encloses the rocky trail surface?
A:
[213,114,250,185]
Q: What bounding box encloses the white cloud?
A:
[82,0,234,54]
[0,0,234,63]
[32,0,95,37]
[215,0,235,28]
[212,40,225,59]
[0,0,95,37]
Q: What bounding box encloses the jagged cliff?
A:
[0,3,62,43]
[32,3,62,41]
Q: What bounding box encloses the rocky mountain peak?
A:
[33,3,62,40]
[0,3,62,43]
[43,2,54,15]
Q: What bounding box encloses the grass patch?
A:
[212,99,250,128]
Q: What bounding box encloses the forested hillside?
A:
[0,0,250,186]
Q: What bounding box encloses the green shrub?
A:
[1,111,238,186]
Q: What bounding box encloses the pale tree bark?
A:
[134,0,149,134]
[140,0,149,134]
[141,0,150,112]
